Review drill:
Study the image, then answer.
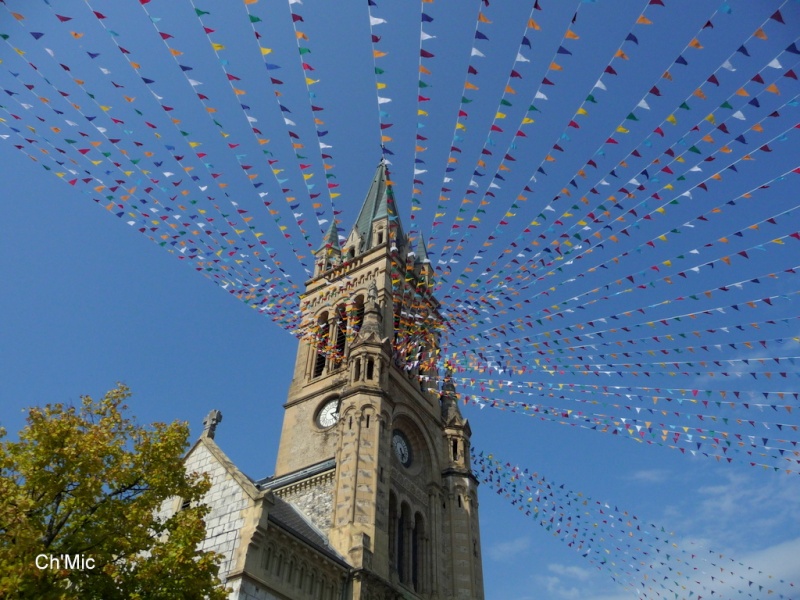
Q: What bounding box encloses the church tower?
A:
[273,160,485,599]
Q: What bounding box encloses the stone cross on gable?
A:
[202,409,222,440]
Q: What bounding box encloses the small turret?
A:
[414,234,434,288]
[314,220,341,276]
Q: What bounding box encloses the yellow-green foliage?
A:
[0,384,228,599]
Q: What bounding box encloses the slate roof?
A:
[350,159,405,253]
[256,459,349,568]
[267,496,349,568]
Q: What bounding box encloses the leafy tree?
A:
[0,384,227,599]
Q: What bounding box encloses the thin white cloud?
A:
[629,468,669,483]
[487,535,531,562]
[547,563,593,581]
[533,574,582,600]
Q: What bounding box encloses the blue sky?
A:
[1,1,798,598]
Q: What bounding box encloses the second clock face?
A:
[392,431,412,467]
[317,400,339,428]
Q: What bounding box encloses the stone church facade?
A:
[161,161,485,599]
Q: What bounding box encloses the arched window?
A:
[286,558,294,583]
[366,358,375,380]
[333,305,347,369]
[398,502,412,583]
[262,544,272,572]
[389,491,398,573]
[313,312,329,378]
[275,552,284,578]
[354,357,362,382]
[352,295,365,333]
[413,512,425,592]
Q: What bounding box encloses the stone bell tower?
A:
[273,160,484,599]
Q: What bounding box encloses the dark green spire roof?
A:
[316,219,340,254]
[414,234,431,264]
[350,159,405,253]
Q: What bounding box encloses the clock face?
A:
[317,400,339,428]
[392,431,412,467]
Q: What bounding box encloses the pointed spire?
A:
[350,159,405,253]
[415,234,431,265]
[317,220,340,254]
